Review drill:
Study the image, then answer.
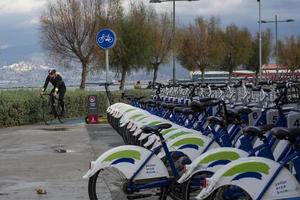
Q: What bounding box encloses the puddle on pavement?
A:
[51,144,76,153]
[37,127,69,131]
[54,148,67,153]
[53,148,76,153]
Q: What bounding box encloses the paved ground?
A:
[0,119,123,200]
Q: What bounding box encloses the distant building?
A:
[190,70,255,83]
[262,64,300,80]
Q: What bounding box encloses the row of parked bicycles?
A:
[83,80,300,200]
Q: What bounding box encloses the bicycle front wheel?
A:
[183,172,213,200]
[88,168,128,200]
[211,185,252,200]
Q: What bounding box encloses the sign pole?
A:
[105,49,109,83]
[105,49,109,107]
[96,28,117,108]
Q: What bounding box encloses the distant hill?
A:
[0,61,190,88]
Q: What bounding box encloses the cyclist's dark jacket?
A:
[43,74,66,91]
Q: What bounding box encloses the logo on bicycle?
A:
[96,28,117,49]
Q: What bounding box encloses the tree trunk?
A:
[291,69,295,80]
[119,66,126,91]
[201,69,205,83]
[255,69,259,85]
[228,71,232,84]
[152,64,159,83]
[80,62,88,89]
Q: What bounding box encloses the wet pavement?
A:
[0,119,123,200]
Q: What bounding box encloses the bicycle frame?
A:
[127,134,180,191]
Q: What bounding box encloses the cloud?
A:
[0,0,46,14]
[15,17,40,28]
[0,44,11,50]
[143,0,244,14]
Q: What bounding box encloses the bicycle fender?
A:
[120,109,148,125]
[109,103,131,114]
[177,147,248,183]
[107,103,125,114]
[148,129,201,150]
[157,134,219,161]
[143,135,158,148]
[83,145,169,180]
[163,128,201,141]
[138,133,151,141]
[197,157,300,200]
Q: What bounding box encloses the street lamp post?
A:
[172,0,176,84]
[260,16,294,80]
[150,0,199,84]
[258,0,262,81]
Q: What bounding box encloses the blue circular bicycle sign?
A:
[96,28,117,49]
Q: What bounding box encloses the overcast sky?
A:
[0,0,299,65]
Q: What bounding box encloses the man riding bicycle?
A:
[41,69,66,115]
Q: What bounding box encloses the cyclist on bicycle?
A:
[41,69,66,115]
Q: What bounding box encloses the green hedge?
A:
[0,89,152,127]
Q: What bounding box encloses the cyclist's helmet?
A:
[48,69,56,75]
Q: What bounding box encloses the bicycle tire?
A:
[210,185,252,200]
[89,168,167,200]
[183,172,213,200]
[41,101,54,125]
[88,168,128,200]
[57,103,68,124]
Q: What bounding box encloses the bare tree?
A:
[177,17,224,82]
[278,35,300,76]
[148,12,172,83]
[247,29,272,81]
[40,0,102,89]
[221,25,252,83]
[109,2,154,90]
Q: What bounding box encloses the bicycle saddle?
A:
[252,86,261,92]
[227,109,241,120]
[203,100,221,107]
[270,127,300,141]
[263,88,271,93]
[235,107,253,115]
[243,124,275,138]
[207,116,226,127]
[182,108,197,115]
[144,100,157,107]
[198,97,217,103]
[155,101,162,106]
[162,103,176,109]
[135,96,145,101]
[141,123,172,134]
[190,101,207,111]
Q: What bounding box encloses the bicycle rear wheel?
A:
[88,168,128,200]
[57,103,68,124]
[41,101,55,125]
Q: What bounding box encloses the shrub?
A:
[0,89,152,127]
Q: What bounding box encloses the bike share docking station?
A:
[85,28,116,136]
[87,95,99,124]
[85,93,105,138]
